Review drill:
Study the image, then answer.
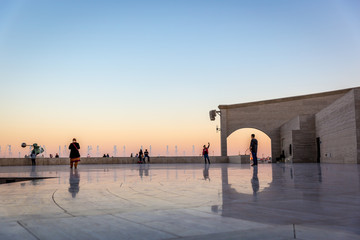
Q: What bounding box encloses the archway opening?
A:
[227,128,271,160]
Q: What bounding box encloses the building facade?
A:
[214,87,360,163]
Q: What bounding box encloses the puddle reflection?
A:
[68,169,80,198]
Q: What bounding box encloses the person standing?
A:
[202,142,210,164]
[69,138,81,169]
[138,148,143,164]
[250,134,258,166]
[30,150,36,165]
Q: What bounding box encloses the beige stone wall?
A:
[355,89,360,163]
[315,90,357,163]
[279,115,316,163]
[292,115,316,163]
[228,155,250,164]
[280,115,300,160]
[219,89,349,159]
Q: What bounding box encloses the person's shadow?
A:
[203,164,210,181]
[68,169,80,198]
[251,166,259,200]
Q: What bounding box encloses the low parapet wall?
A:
[228,155,251,164]
[0,156,229,166]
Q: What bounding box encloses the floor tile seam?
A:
[187,208,303,228]
[16,220,41,240]
[295,216,360,226]
[51,189,76,217]
[126,186,197,203]
[164,225,292,240]
[153,184,187,197]
[291,223,360,237]
[248,202,359,217]
[215,209,324,225]
[105,187,147,207]
[109,213,181,238]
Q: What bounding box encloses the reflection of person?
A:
[251,166,259,197]
[69,138,81,169]
[30,165,42,185]
[250,134,258,166]
[68,169,80,198]
[138,164,144,178]
[202,142,211,164]
[203,164,210,181]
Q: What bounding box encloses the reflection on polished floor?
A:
[0,163,359,240]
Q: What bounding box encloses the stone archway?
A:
[216,88,351,160]
[227,128,271,158]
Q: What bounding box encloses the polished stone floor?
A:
[0,163,359,240]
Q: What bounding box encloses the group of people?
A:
[30,134,259,168]
[201,134,258,167]
[136,148,150,164]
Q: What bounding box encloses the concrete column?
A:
[220,109,228,156]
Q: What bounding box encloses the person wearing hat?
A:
[68,138,81,169]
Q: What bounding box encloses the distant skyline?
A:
[0,0,359,157]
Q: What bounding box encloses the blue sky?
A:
[0,0,359,156]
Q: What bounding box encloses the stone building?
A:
[212,87,360,163]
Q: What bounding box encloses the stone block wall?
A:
[228,155,250,164]
[315,90,358,163]
[292,115,316,163]
[280,115,300,161]
[219,89,349,159]
[280,115,316,163]
[355,89,360,163]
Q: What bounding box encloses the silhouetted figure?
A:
[55,153,59,158]
[144,149,150,163]
[138,149,143,164]
[250,134,258,166]
[30,150,36,165]
[69,138,80,169]
[202,142,210,164]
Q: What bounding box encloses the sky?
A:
[0,0,359,158]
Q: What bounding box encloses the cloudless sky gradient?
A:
[0,0,359,157]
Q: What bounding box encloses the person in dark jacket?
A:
[30,150,36,165]
[69,138,80,169]
[144,149,150,163]
[250,134,258,166]
[138,149,143,164]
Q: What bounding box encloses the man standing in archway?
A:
[250,134,258,166]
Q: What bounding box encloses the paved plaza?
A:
[0,163,359,240]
